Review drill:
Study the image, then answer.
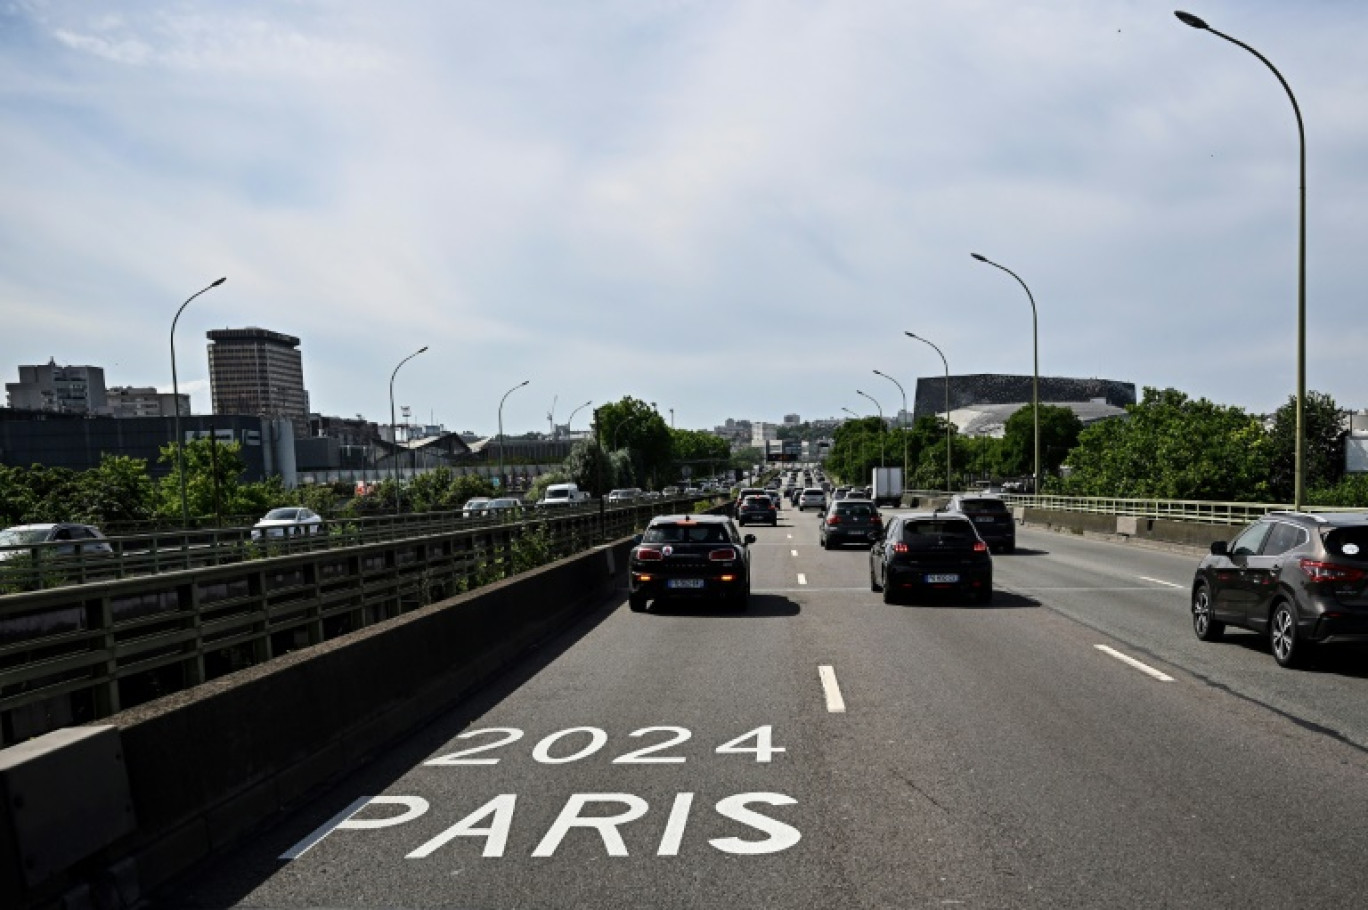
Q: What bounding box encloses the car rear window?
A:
[837,503,876,518]
[1324,526,1368,560]
[901,520,978,544]
[644,524,729,543]
[957,499,1008,512]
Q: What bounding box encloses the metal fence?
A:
[908,491,1365,526]
[0,496,720,746]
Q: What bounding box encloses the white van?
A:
[539,482,590,506]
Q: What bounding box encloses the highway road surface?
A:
[151,511,1368,908]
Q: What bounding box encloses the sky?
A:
[1,0,1365,437]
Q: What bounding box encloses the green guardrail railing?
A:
[902,491,1365,525]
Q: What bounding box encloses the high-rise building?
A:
[5,359,107,414]
[206,327,311,438]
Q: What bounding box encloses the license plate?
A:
[667,578,705,589]
[973,516,995,523]
[925,573,960,584]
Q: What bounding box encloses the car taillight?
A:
[1299,559,1366,583]
[636,548,663,562]
[826,515,840,525]
[871,515,882,526]
[973,541,988,553]
[892,542,908,553]
[709,548,738,562]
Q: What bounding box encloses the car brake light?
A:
[892,542,908,553]
[973,541,988,553]
[1299,559,1366,583]
[826,515,840,525]
[871,515,882,526]
[636,548,663,562]
[709,548,738,562]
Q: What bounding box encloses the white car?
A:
[251,507,323,539]
[462,497,492,517]
[798,488,828,512]
[0,523,114,560]
[484,497,524,518]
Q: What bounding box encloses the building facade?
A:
[5,360,108,414]
[106,386,188,418]
[206,327,311,438]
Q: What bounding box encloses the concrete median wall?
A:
[8,539,634,909]
[1020,508,1237,550]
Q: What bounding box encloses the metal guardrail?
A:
[0,496,723,746]
[905,490,1365,525]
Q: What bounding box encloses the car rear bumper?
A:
[886,566,992,599]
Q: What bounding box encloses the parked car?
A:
[737,495,778,526]
[869,511,993,604]
[251,507,323,539]
[628,514,755,612]
[462,497,491,517]
[819,498,882,549]
[946,495,1016,554]
[799,488,827,512]
[1191,511,1368,668]
[0,523,114,560]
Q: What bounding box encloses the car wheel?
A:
[629,592,648,612]
[1270,600,1308,668]
[1191,584,1224,642]
[881,579,897,605]
[821,535,831,550]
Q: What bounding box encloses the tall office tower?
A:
[5,359,108,413]
[206,327,311,438]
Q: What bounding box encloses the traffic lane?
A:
[1001,525,1368,749]
[787,559,1368,908]
[155,571,859,908]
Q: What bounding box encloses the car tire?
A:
[881,580,897,605]
[821,535,831,550]
[1191,584,1224,642]
[629,592,648,612]
[1270,600,1309,668]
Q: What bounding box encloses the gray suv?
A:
[1191,511,1368,668]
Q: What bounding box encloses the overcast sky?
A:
[2,0,1364,436]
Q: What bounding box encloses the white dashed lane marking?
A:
[818,665,846,713]
[1095,645,1174,682]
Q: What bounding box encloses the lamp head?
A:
[970,253,988,263]
[1174,11,1209,29]
[418,346,429,354]
[211,276,227,287]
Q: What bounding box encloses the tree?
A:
[1057,387,1270,501]
[592,398,672,489]
[1267,391,1346,501]
[74,455,156,525]
[1001,405,1082,480]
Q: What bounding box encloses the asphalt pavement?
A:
[151,509,1368,909]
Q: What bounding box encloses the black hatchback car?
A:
[1191,511,1368,668]
[869,511,993,604]
[946,495,1016,553]
[819,498,882,549]
[629,514,756,612]
[737,495,778,526]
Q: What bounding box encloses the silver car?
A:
[798,488,827,512]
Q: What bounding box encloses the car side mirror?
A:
[1209,540,1229,556]
[630,534,643,546]
[744,534,757,545]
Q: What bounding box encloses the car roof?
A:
[898,510,972,520]
[648,513,732,525]
[1264,510,1368,527]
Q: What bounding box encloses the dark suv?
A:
[1191,511,1368,668]
[946,495,1015,553]
[869,511,993,604]
[629,514,755,612]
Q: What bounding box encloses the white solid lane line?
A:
[1138,576,1184,589]
[797,573,807,585]
[818,665,846,713]
[791,549,799,557]
[1094,645,1174,682]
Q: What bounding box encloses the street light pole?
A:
[855,389,886,468]
[872,370,908,495]
[972,252,1040,494]
[1175,10,1307,510]
[567,399,592,437]
[170,276,227,528]
[906,332,954,492]
[498,380,531,492]
[389,346,428,513]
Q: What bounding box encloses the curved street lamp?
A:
[906,332,954,492]
[971,252,1039,493]
[566,399,592,437]
[1175,10,1307,510]
[497,380,531,492]
[170,276,227,527]
[855,389,886,468]
[872,369,908,494]
[389,346,428,513]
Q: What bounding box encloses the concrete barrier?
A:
[6,539,633,909]
[1020,508,1238,551]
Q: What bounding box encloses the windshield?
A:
[0,528,50,546]
[263,508,301,521]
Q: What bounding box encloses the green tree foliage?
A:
[1000,405,1083,479]
[155,438,285,521]
[592,398,672,488]
[1267,391,1346,501]
[73,455,156,525]
[1057,388,1271,501]
[670,428,731,479]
